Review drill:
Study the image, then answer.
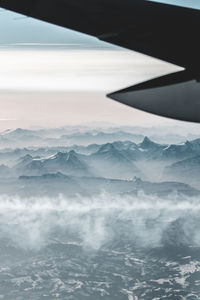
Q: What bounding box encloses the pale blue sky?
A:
[0,0,199,46]
[0,9,106,46]
[150,0,200,9]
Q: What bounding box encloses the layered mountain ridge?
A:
[0,127,199,190]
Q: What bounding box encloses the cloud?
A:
[0,193,199,251]
[0,49,178,93]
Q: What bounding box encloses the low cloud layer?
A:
[0,193,199,251]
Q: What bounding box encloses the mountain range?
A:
[15,174,199,198]
[0,127,200,188]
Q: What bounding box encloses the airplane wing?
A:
[1,0,200,122]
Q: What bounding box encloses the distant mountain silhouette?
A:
[88,143,143,180]
[164,155,200,187]
[15,150,91,177]
[17,173,199,198]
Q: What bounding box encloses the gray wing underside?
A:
[1,0,200,122]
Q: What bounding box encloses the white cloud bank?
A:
[0,193,199,251]
[0,49,179,93]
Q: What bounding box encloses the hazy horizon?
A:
[0,46,183,131]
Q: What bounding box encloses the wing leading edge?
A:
[1,0,200,122]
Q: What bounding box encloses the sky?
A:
[0,1,199,130]
[0,9,102,47]
[0,49,180,129]
[150,0,200,9]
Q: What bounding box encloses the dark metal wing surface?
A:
[109,71,200,123]
[1,0,200,122]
